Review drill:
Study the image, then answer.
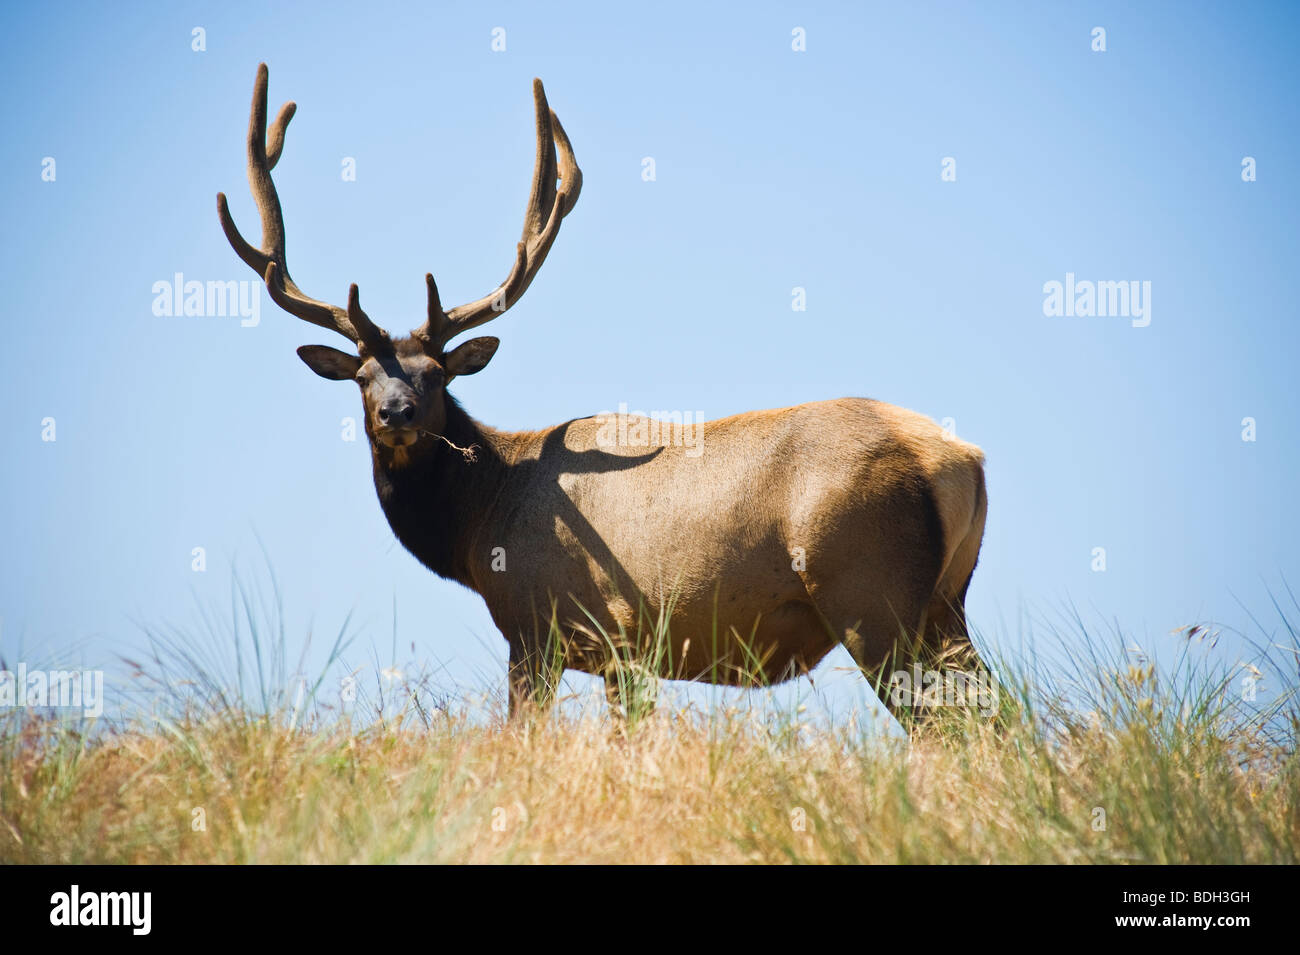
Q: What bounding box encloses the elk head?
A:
[217,64,581,454]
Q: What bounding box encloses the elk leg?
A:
[913,576,999,728]
[506,646,534,717]
[506,638,562,716]
[602,661,658,723]
[802,582,932,726]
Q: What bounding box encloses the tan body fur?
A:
[436,397,989,712]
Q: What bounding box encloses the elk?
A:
[217,65,990,727]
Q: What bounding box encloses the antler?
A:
[416,78,582,353]
[217,64,389,350]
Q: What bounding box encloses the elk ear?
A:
[443,336,499,379]
[297,345,361,381]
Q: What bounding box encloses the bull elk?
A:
[217,65,990,727]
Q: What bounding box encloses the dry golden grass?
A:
[4,585,1297,864]
[2,673,1296,864]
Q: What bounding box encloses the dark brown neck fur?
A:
[369,394,511,589]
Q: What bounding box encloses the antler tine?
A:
[217,64,387,349]
[265,100,295,170]
[414,272,451,350]
[417,78,582,351]
[346,283,390,354]
[523,79,561,244]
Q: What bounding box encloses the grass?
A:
[1,586,1297,864]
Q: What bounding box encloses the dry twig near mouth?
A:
[433,433,478,462]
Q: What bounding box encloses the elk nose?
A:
[378,400,416,425]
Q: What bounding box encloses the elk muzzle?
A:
[373,391,419,446]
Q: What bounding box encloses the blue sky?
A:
[2,1,1297,721]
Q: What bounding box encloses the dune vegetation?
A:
[1,592,1296,865]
